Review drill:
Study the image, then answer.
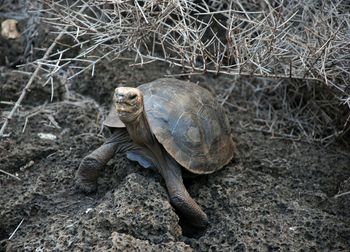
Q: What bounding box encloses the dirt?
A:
[1,10,350,252]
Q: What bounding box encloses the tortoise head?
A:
[114,87,144,123]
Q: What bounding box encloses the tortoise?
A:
[76,78,235,228]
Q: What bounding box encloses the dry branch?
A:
[0,34,63,137]
[0,4,87,138]
[0,169,21,181]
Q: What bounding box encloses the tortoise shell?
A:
[104,78,235,174]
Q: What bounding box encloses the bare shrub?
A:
[39,1,349,88]
[1,0,349,142]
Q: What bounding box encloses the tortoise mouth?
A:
[115,102,133,115]
[114,101,143,124]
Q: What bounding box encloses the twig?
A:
[8,218,25,240]
[0,169,21,181]
[334,191,350,198]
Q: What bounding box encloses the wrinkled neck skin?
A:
[125,109,156,148]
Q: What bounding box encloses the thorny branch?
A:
[38,0,349,98]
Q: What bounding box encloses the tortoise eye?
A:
[129,94,137,100]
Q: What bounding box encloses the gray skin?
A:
[75,79,235,228]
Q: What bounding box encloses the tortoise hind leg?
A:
[160,154,208,228]
[75,128,132,193]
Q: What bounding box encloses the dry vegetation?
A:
[1,2,350,249]
[1,0,350,143]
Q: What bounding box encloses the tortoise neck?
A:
[125,109,156,147]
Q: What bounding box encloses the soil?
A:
[1,12,350,252]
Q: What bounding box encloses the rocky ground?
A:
[1,5,350,251]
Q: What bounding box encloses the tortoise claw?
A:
[170,194,208,228]
[192,214,209,229]
[75,177,98,194]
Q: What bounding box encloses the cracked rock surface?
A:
[1,49,349,251]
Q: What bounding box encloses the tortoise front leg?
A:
[75,128,132,193]
[160,154,208,228]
